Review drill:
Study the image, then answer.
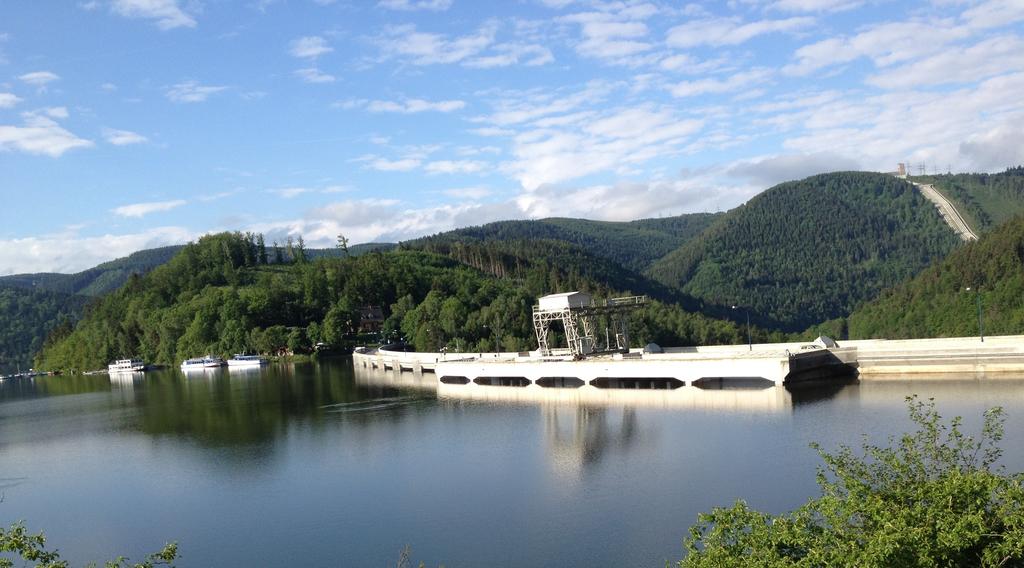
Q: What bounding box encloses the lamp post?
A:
[966,287,984,342]
[732,305,752,351]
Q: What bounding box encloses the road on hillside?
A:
[912,181,979,241]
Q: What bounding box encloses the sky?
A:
[1,0,1023,275]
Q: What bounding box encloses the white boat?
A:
[227,354,268,367]
[180,356,225,370]
[108,358,146,373]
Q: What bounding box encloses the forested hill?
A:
[848,214,1024,339]
[0,245,184,297]
[404,235,708,313]
[408,213,721,272]
[646,172,962,332]
[0,287,86,374]
[36,232,753,372]
[914,167,1024,233]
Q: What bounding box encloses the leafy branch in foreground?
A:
[678,396,1024,567]
[0,522,176,568]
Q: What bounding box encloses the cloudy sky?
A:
[1,0,1023,274]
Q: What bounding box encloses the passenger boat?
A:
[108,358,146,373]
[227,354,268,367]
[180,356,225,370]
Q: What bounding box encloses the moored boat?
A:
[108,358,146,373]
[180,356,226,370]
[227,354,268,367]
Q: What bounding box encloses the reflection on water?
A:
[545,405,639,477]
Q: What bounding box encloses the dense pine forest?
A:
[848,213,1024,338]
[0,287,86,374]
[411,213,722,272]
[646,172,961,331]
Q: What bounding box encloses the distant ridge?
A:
[407,213,722,272]
[0,245,185,297]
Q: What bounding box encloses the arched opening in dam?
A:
[692,377,776,390]
[536,377,585,388]
[473,376,531,387]
[591,377,684,390]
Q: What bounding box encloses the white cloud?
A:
[559,8,656,64]
[294,68,336,83]
[0,226,194,275]
[18,71,60,87]
[961,0,1024,31]
[783,20,970,77]
[112,199,187,217]
[103,128,148,145]
[866,35,1024,89]
[727,152,862,187]
[378,0,452,10]
[775,71,1024,173]
[666,16,813,48]
[958,121,1024,172]
[363,98,466,113]
[515,175,752,221]
[369,157,421,171]
[269,187,312,198]
[377,22,498,65]
[45,107,69,119]
[506,103,705,189]
[0,93,23,108]
[257,198,513,250]
[425,160,487,174]
[111,0,196,30]
[375,20,555,69]
[443,186,492,199]
[670,68,772,98]
[166,81,228,102]
[289,36,332,59]
[0,113,93,157]
[768,0,862,12]
[477,81,615,126]
[464,43,554,68]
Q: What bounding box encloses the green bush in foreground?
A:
[0,523,176,568]
[679,397,1024,567]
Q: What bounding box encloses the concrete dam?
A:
[352,292,1024,400]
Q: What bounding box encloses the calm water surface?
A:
[2,359,1024,567]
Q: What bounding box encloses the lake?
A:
[2,359,1023,567]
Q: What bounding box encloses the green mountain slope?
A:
[848,214,1024,339]
[646,172,962,332]
[0,245,184,297]
[36,232,753,372]
[914,167,1024,233]
[0,286,87,374]
[411,213,721,272]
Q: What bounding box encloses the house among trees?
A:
[358,305,384,333]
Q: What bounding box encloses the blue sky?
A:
[1,0,1023,274]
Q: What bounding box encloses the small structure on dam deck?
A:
[533,292,647,357]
